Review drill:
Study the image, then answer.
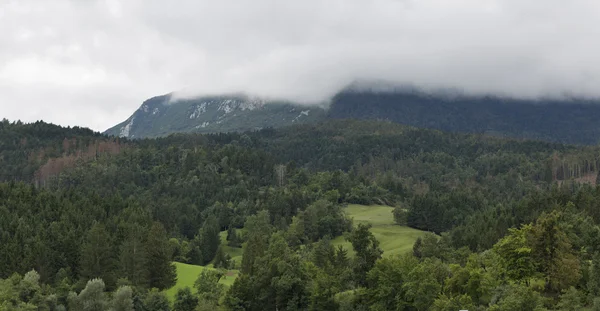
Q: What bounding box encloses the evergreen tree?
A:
[212,245,231,269]
[79,224,117,289]
[145,223,177,290]
[589,252,600,297]
[119,226,149,288]
[241,211,272,274]
[531,210,581,293]
[193,215,221,265]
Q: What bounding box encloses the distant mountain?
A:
[327,89,600,145]
[104,93,326,138]
[106,86,600,145]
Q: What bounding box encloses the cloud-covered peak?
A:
[2,0,600,130]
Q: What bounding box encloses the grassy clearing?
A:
[219,231,243,265]
[165,262,239,300]
[166,231,242,300]
[166,232,242,300]
[332,204,427,257]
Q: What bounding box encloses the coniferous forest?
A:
[4,118,600,310]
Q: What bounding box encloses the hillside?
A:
[106,86,600,144]
[104,93,326,139]
[4,119,600,310]
[328,89,600,145]
[0,120,124,184]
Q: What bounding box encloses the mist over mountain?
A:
[104,93,326,139]
[106,81,600,145]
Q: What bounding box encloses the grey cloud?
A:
[1,0,600,131]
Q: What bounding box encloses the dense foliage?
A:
[3,119,600,310]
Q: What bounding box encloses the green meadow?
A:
[332,204,428,257]
[165,262,239,299]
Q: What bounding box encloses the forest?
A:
[3,117,600,310]
[328,90,600,145]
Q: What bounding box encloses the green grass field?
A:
[332,204,427,257]
[165,262,239,299]
[166,231,243,300]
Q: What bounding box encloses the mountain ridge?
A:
[104,93,326,138]
[105,85,600,145]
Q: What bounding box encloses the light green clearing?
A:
[331,204,427,257]
[166,231,243,300]
[165,262,239,299]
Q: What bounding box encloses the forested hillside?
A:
[328,90,600,145]
[3,119,600,310]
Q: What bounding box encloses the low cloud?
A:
[1,0,600,130]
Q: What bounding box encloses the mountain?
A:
[327,89,600,145]
[106,86,600,144]
[104,93,326,138]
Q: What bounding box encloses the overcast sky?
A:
[1,0,600,131]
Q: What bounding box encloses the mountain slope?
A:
[106,86,600,144]
[327,89,600,145]
[104,94,326,138]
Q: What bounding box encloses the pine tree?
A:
[588,252,600,297]
[241,211,272,274]
[531,210,581,293]
[79,224,117,289]
[193,215,221,265]
[145,222,177,290]
[212,245,231,269]
[119,226,149,288]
